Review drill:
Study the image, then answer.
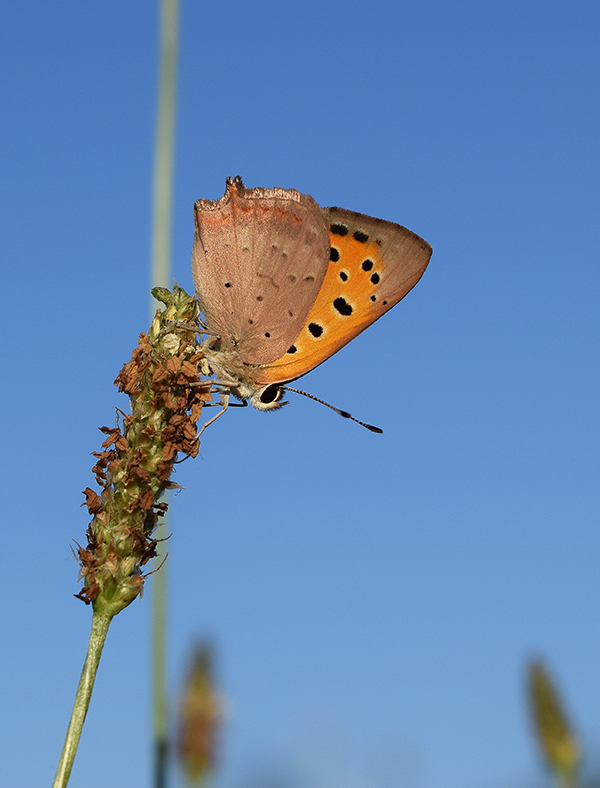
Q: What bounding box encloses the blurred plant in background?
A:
[527,660,581,788]
[178,642,221,785]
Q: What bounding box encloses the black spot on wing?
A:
[330,223,348,236]
[333,297,353,316]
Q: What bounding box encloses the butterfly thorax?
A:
[201,338,285,411]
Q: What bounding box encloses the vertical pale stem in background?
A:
[150,1,179,787]
[151,0,179,298]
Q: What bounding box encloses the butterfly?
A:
[192,176,431,430]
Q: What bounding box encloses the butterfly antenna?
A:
[281,386,383,433]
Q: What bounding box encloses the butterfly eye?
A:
[249,384,286,411]
[259,385,279,403]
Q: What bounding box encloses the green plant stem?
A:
[150,2,179,786]
[51,610,113,788]
[150,0,179,298]
[556,772,577,788]
[152,520,168,788]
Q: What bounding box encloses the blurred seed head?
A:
[178,642,221,784]
[528,659,581,782]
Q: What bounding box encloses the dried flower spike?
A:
[76,285,212,615]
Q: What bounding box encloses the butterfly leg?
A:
[197,391,231,437]
[167,318,219,338]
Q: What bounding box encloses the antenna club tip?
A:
[282,385,383,433]
[367,425,384,434]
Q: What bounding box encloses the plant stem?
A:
[150,1,179,784]
[150,0,179,297]
[51,610,113,788]
[153,523,169,788]
[556,771,578,788]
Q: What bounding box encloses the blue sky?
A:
[1,2,599,787]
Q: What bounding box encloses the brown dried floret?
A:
[82,488,103,515]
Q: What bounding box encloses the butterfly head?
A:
[201,341,288,411]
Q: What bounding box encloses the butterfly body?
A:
[192,177,432,413]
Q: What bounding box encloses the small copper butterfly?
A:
[192,177,431,429]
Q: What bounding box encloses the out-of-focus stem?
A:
[153,542,168,788]
[150,0,179,297]
[150,2,180,783]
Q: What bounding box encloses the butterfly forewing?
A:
[192,177,330,366]
[251,207,432,385]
